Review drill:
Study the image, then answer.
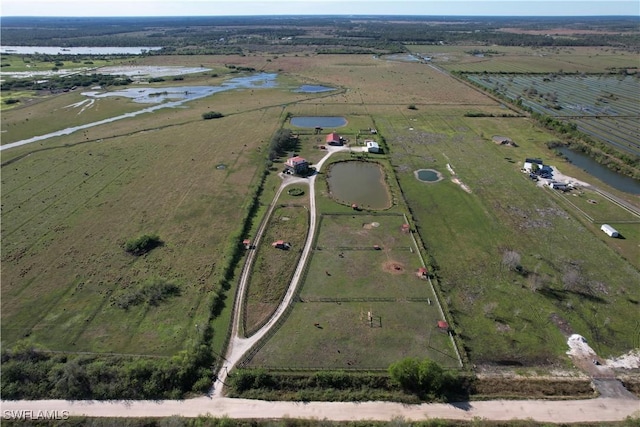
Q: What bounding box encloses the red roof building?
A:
[437,320,449,330]
[417,267,428,278]
[326,132,342,146]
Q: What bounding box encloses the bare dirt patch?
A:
[382,260,405,275]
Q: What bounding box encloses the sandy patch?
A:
[606,349,640,369]
[382,260,405,274]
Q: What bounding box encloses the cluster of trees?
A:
[124,233,163,256]
[388,357,462,401]
[0,73,132,92]
[1,343,213,400]
[267,129,299,161]
[228,358,469,403]
[5,16,635,54]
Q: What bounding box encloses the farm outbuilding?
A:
[326,132,342,146]
[524,158,544,172]
[437,320,449,330]
[600,224,619,238]
[417,267,428,278]
[366,140,380,153]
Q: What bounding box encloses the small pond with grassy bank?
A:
[415,168,443,183]
[326,161,391,210]
[290,116,347,128]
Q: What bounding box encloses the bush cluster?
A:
[124,234,162,256]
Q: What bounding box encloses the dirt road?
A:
[2,396,638,422]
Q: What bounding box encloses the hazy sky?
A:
[1,0,638,17]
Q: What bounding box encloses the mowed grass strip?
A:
[244,202,310,337]
[1,104,283,355]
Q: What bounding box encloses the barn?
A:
[600,224,619,238]
[326,132,342,146]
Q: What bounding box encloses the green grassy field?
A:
[246,214,459,369]
[373,108,640,363]
[2,50,638,390]
[244,202,309,336]
[405,45,638,74]
[1,82,289,355]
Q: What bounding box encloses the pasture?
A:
[2,49,638,380]
[0,78,288,355]
[244,203,309,336]
[407,45,639,74]
[244,214,460,369]
[374,107,640,363]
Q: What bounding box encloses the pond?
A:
[415,169,443,182]
[294,85,335,93]
[326,161,391,210]
[290,116,347,128]
[1,73,278,151]
[556,147,640,195]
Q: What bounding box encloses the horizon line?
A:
[3,14,639,18]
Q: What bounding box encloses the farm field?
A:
[0,77,288,355]
[407,45,639,74]
[466,74,640,156]
[244,214,460,370]
[373,107,640,364]
[2,44,639,400]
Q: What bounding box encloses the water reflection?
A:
[557,147,640,195]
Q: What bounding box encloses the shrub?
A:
[124,234,162,256]
[202,111,224,120]
[112,277,181,309]
[389,357,458,400]
[407,104,417,110]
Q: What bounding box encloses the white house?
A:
[600,224,619,238]
[524,158,544,172]
[365,140,380,153]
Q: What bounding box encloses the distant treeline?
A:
[2,16,638,52]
